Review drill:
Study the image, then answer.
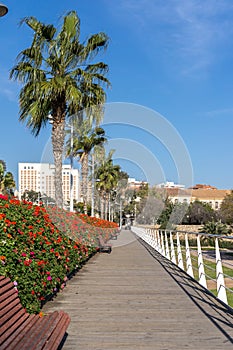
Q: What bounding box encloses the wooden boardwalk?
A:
[43,230,233,349]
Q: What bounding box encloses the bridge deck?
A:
[43,230,233,349]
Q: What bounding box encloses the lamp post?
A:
[0,3,7,17]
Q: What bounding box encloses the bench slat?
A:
[0,276,70,350]
[0,313,34,350]
[0,306,26,338]
[37,311,70,350]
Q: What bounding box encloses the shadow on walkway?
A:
[138,236,233,345]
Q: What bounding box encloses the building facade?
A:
[165,185,230,210]
[18,163,80,203]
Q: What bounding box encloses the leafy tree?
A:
[137,196,164,225]
[157,199,174,229]
[10,11,110,207]
[22,190,40,203]
[219,190,233,224]
[182,200,216,225]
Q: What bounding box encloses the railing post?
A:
[165,231,170,260]
[153,229,158,250]
[161,231,166,257]
[197,235,207,288]
[215,238,228,305]
[185,233,194,278]
[170,231,176,264]
[177,232,184,270]
[157,230,162,254]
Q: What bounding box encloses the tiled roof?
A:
[191,189,231,200]
[166,188,230,200]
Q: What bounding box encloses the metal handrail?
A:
[132,226,233,308]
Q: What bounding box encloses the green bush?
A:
[0,195,116,313]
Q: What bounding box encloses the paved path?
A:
[43,230,233,349]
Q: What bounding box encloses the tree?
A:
[10,11,110,207]
[219,190,233,224]
[199,220,231,246]
[183,200,216,225]
[157,199,174,229]
[95,152,120,219]
[0,160,6,192]
[137,196,164,225]
[66,118,107,214]
[199,221,231,235]
[0,160,16,196]
[22,190,40,203]
[3,172,16,196]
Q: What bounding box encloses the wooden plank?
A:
[43,230,233,350]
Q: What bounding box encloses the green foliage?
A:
[157,199,174,229]
[10,11,110,207]
[0,195,117,313]
[95,152,121,194]
[0,160,16,195]
[199,220,231,246]
[220,190,233,224]
[199,220,231,235]
[182,200,216,225]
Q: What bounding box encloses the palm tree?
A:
[3,172,16,195]
[66,118,107,214]
[95,152,120,219]
[0,160,16,195]
[0,160,6,192]
[10,11,110,207]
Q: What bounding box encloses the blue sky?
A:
[1,0,233,189]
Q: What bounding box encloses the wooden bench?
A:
[0,275,70,350]
[110,232,118,240]
[97,235,112,254]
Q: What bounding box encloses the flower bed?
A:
[0,195,118,314]
[78,213,119,229]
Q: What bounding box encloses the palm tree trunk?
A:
[52,120,65,208]
[100,195,104,219]
[81,153,89,214]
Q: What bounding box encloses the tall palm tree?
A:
[3,172,16,196]
[95,152,120,219]
[0,160,6,193]
[10,11,110,207]
[66,118,107,213]
[0,160,16,195]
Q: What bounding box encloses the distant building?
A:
[156,181,185,189]
[165,184,230,210]
[189,184,217,190]
[18,162,80,204]
[127,178,148,190]
[190,188,230,210]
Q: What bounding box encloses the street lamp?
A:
[0,3,8,17]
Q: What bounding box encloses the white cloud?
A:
[0,70,18,102]
[204,108,233,117]
[105,0,233,75]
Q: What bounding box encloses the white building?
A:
[18,162,80,203]
[127,178,148,190]
[156,181,185,189]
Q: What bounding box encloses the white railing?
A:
[131,226,233,307]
